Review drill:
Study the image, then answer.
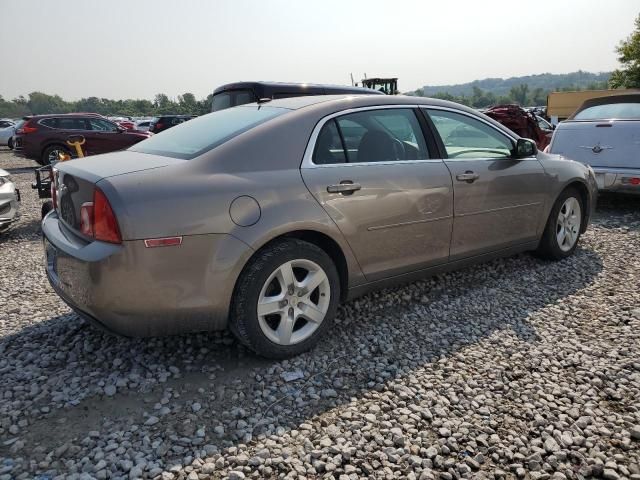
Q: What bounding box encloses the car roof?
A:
[27,112,106,119]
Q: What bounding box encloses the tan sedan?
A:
[42,95,597,358]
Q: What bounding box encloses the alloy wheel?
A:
[556,196,581,252]
[257,259,330,346]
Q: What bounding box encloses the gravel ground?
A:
[0,148,639,480]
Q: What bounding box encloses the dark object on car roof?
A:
[483,104,550,150]
[360,77,399,95]
[211,81,383,112]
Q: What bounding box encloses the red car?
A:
[14,113,151,165]
[116,120,136,130]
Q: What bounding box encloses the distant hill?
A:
[411,71,611,98]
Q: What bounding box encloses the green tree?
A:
[531,88,547,106]
[609,13,640,88]
[26,92,71,114]
[509,84,529,105]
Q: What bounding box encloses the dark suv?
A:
[211,81,383,112]
[13,113,151,165]
[149,115,195,134]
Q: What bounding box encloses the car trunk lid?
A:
[53,151,183,235]
[550,120,640,169]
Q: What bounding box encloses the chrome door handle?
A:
[456,171,479,183]
[327,182,361,194]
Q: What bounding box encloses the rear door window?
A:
[57,118,89,130]
[335,109,429,163]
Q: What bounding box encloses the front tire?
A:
[230,239,340,359]
[536,188,583,260]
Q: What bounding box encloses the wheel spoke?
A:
[557,227,566,247]
[276,314,295,344]
[276,261,295,291]
[257,296,284,317]
[298,300,325,324]
[299,269,326,295]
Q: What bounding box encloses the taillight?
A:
[17,120,38,134]
[94,188,121,243]
[78,188,121,243]
[154,123,163,130]
[621,177,640,186]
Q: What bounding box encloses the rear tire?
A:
[7,138,13,150]
[40,145,70,166]
[535,187,583,260]
[230,238,340,359]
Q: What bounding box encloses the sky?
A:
[0,0,637,101]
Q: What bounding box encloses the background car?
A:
[0,119,17,149]
[149,115,195,134]
[116,120,136,130]
[42,95,596,358]
[211,81,383,112]
[13,113,151,165]
[134,119,153,132]
[548,93,640,194]
[0,168,20,232]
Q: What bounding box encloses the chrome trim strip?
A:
[457,201,542,218]
[367,214,453,231]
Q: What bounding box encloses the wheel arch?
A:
[235,229,351,302]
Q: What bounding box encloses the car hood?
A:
[0,168,9,177]
[56,150,184,183]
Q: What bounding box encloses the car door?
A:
[301,107,453,282]
[86,117,128,154]
[54,117,93,155]
[424,108,547,261]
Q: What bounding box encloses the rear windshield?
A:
[129,106,287,159]
[573,102,640,120]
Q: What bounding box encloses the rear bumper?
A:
[592,167,640,195]
[42,212,253,337]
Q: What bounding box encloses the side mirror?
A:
[514,138,537,158]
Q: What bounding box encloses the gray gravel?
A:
[1,148,639,479]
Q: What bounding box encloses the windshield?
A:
[129,106,287,159]
[573,102,640,120]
